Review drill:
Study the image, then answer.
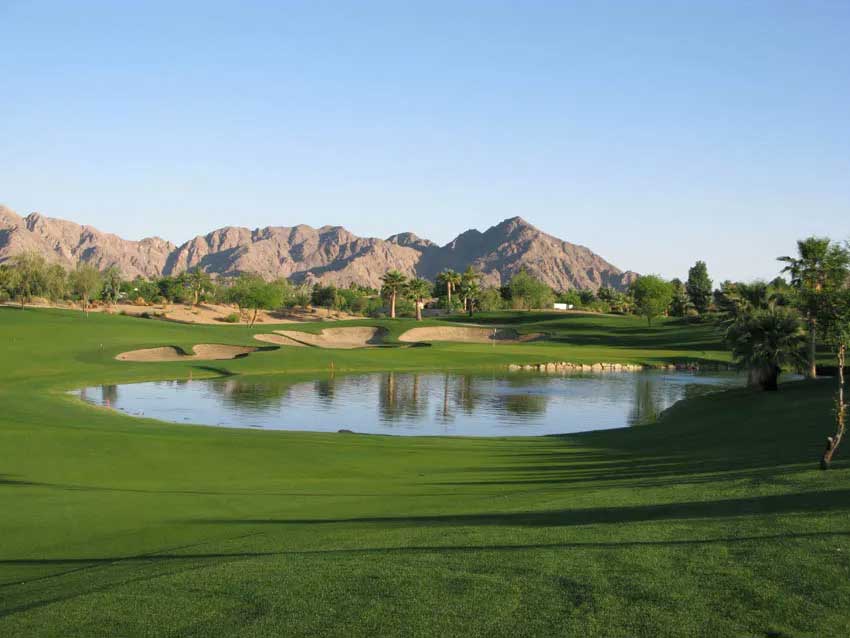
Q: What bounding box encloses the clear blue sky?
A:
[1,1,848,283]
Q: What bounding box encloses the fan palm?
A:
[437,269,461,312]
[460,267,480,315]
[724,305,806,391]
[380,270,407,319]
[405,278,433,321]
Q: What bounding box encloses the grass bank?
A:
[0,307,847,637]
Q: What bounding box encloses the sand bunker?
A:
[254,333,307,347]
[254,327,386,349]
[116,344,258,362]
[398,326,544,344]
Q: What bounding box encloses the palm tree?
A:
[720,286,806,390]
[715,281,773,329]
[459,267,480,315]
[779,238,850,378]
[186,267,211,306]
[405,278,432,321]
[459,279,480,317]
[380,270,407,319]
[437,269,461,313]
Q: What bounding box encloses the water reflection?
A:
[75,370,745,437]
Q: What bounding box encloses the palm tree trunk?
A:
[415,298,422,321]
[822,343,846,469]
[807,319,817,379]
[446,284,452,313]
[390,292,396,318]
[748,365,779,391]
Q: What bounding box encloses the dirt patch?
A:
[116,344,258,362]
[254,327,387,349]
[2,300,358,324]
[149,303,357,325]
[398,326,544,344]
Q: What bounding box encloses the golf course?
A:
[1,307,848,637]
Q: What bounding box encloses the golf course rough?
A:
[0,307,848,638]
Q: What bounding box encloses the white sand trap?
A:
[116,344,257,362]
[255,327,386,349]
[398,326,544,344]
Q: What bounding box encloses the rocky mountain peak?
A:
[0,206,637,291]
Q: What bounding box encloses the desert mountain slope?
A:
[0,205,637,291]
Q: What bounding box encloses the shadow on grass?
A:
[0,475,42,487]
[3,530,849,570]
[186,488,850,529]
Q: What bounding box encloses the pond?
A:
[75,369,746,436]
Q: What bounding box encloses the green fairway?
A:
[0,307,848,637]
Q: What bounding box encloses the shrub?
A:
[222,312,240,324]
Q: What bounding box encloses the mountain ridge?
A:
[0,205,637,291]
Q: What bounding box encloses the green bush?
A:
[222,312,240,323]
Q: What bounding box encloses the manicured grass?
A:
[0,307,848,637]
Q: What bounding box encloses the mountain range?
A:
[0,205,637,291]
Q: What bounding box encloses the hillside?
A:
[0,205,637,290]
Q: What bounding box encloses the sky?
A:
[1,1,848,283]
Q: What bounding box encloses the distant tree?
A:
[669,278,692,317]
[405,278,432,321]
[558,289,582,308]
[686,261,713,314]
[509,269,554,310]
[311,284,340,310]
[227,274,285,327]
[380,270,408,319]
[460,280,481,318]
[595,286,629,314]
[779,237,850,379]
[477,287,504,312]
[156,276,189,304]
[101,266,122,305]
[631,275,673,326]
[459,267,481,315]
[44,263,68,303]
[578,289,596,306]
[69,263,103,317]
[289,284,312,308]
[0,265,16,302]
[185,267,212,306]
[9,251,49,308]
[436,269,461,312]
[596,287,616,303]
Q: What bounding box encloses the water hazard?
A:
[76,370,746,436]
